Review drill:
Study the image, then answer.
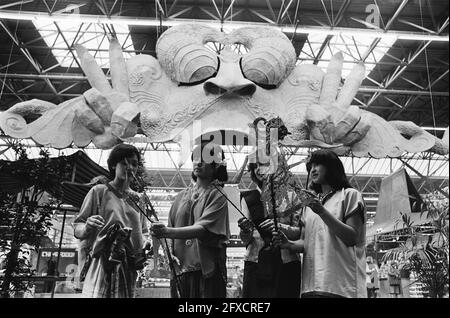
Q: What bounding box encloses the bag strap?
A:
[95,186,102,216]
[84,185,103,253]
[105,182,145,219]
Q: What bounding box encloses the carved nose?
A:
[203,80,256,96]
[203,59,257,96]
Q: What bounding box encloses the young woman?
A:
[273,149,367,298]
[73,144,149,298]
[239,162,302,298]
[151,142,230,298]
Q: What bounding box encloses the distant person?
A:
[44,255,57,293]
[366,256,379,298]
[388,261,402,298]
[377,261,389,298]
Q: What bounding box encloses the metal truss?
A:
[0,1,448,109]
[363,14,449,109]
[1,70,447,99]
[0,7,447,41]
[0,20,62,102]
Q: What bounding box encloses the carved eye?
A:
[241,46,289,88]
[155,25,222,85]
[175,44,219,85]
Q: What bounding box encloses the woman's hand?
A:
[304,197,325,215]
[239,229,254,245]
[143,239,152,251]
[150,222,169,238]
[237,217,254,233]
[86,215,105,231]
[272,230,290,249]
[238,218,254,245]
[259,219,276,233]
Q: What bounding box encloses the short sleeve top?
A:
[73,184,148,256]
[301,188,367,298]
[168,182,230,278]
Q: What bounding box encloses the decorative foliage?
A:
[0,142,72,298]
[382,190,449,298]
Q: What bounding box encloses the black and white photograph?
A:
[0,0,448,305]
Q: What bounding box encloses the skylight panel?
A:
[32,20,135,68]
[298,33,396,79]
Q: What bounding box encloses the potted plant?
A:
[382,190,449,298]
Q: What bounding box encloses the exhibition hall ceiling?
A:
[0,0,448,130]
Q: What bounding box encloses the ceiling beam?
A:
[399,158,449,198]
[0,77,24,101]
[0,20,62,102]
[313,0,352,64]
[0,72,447,97]
[360,0,410,62]
[0,10,447,42]
[387,68,449,120]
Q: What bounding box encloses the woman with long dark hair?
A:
[73,144,149,298]
[273,149,367,298]
[151,141,230,298]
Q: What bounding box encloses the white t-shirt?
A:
[301,188,367,298]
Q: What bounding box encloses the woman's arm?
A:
[319,207,362,246]
[259,220,301,240]
[151,223,207,239]
[272,224,305,252]
[283,238,305,253]
[73,186,105,239]
[73,223,90,239]
[73,215,105,239]
[306,198,363,247]
[166,224,207,239]
[279,223,301,240]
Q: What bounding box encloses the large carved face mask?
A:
[0,24,448,163]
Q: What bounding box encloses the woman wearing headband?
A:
[73,144,149,298]
[151,141,230,298]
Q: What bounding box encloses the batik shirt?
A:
[168,181,230,278]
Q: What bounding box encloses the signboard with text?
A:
[36,248,78,277]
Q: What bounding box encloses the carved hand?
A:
[306,52,370,147]
[74,38,140,146]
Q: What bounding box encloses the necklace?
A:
[109,182,130,198]
[318,190,335,203]
[191,184,207,201]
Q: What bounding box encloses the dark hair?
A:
[191,142,228,183]
[107,143,141,179]
[306,149,352,193]
[248,162,263,188]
